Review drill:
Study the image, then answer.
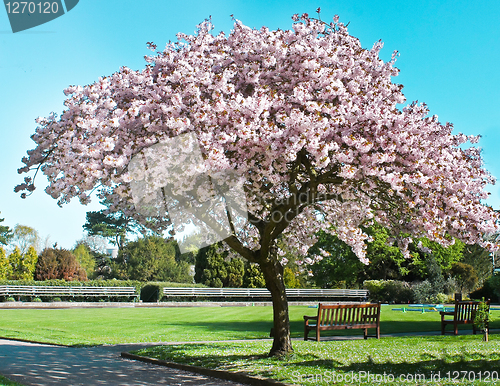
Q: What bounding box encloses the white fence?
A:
[0,285,138,299]
[163,287,368,300]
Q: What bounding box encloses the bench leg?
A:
[316,328,321,342]
[441,322,445,335]
[364,328,368,340]
[304,326,308,341]
[454,322,458,336]
[376,325,380,339]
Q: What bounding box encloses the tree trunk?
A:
[260,256,293,357]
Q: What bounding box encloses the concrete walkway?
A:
[0,339,247,386]
[2,331,497,385]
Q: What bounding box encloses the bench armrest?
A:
[303,315,318,326]
[440,311,453,316]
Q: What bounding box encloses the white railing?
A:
[163,287,368,299]
[0,285,138,298]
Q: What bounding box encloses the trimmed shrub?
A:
[140,283,163,302]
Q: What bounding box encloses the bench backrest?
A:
[317,303,380,327]
[454,300,490,321]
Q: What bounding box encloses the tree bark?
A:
[260,255,293,356]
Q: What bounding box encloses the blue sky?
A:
[1,0,499,249]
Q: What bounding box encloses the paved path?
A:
[0,339,247,386]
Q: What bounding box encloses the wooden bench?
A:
[304,303,381,341]
[440,299,490,335]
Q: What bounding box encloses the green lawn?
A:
[0,375,23,386]
[0,305,499,346]
[1,305,499,385]
[134,335,500,385]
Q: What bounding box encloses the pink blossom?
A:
[15,12,499,266]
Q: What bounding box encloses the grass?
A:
[0,375,23,386]
[133,335,500,385]
[1,305,499,385]
[0,305,499,346]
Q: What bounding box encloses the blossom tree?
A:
[16,12,499,355]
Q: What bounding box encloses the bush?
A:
[31,297,42,302]
[443,277,458,295]
[140,283,163,302]
[433,293,449,304]
[35,248,87,281]
[470,275,500,303]
[364,280,412,303]
[412,280,434,303]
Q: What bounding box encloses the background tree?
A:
[195,243,245,287]
[0,247,13,279]
[362,225,411,281]
[308,231,364,288]
[0,214,12,246]
[17,13,500,356]
[83,210,140,250]
[243,261,266,288]
[34,248,87,281]
[461,243,493,286]
[408,238,464,280]
[72,244,97,279]
[450,262,478,295]
[113,236,191,282]
[74,235,111,278]
[57,249,88,281]
[8,246,38,280]
[10,225,40,255]
[34,248,58,280]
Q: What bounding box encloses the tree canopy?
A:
[0,214,12,246]
[83,209,141,250]
[112,236,191,282]
[16,12,499,355]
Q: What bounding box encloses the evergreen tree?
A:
[461,243,493,286]
[113,236,191,282]
[34,248,58,280]
[0,214,12,246]
[34,248,87,281]
[0,247,12,279]
[243,261,266,288]
[73,244,97,279]
[195,243,247,287]
[450,262,478,294]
